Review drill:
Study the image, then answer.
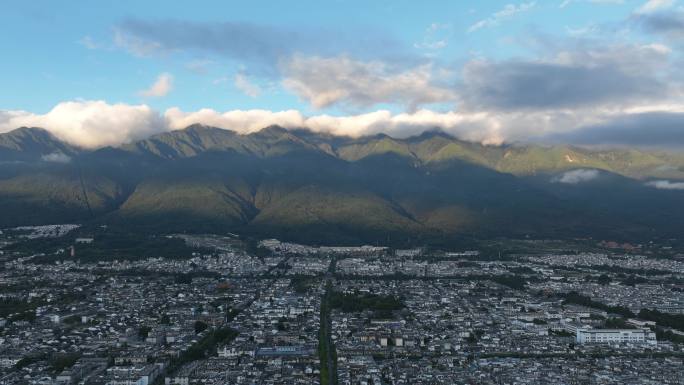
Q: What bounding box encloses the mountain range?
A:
[2,124,684,245]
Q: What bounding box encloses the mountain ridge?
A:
[0,126,78,161]
[1,124,683,245]
[5,124,683,179]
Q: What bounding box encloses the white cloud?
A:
[2,103,503,148]
[636,0,675,14]
[164,108,305,133]
[41,152,72,163]
[234,73,262,97]
[553,169,601,184]
[79,36,104,50]
[164,107,501,144]
[469,2,536,33]
[414,23,451,51]
[565,24,600,36]
[139,73,173,97]
[4,96,684,150]
[0,101,166,148]
[304,109,506,144]
[281,55,455,109]
[168,106,647,147]
[641,42,672,54]
[162,107,530,145]
[645,179,684,189]
[113,28,165,57]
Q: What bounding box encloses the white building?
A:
[576,328,656,345]
[395,249,422,257]
[626,319,656,328]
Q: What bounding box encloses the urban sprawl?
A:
[0,226,683,384]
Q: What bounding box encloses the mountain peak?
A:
[0,126,75,159]
[183,123,211,131]
[1,126,63,145]
[181,123,229,134]
[6,126,54,138]
[409,129,454,142]
[255,125,290,137]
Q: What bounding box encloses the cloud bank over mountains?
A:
[0,101,166,148]
[0,102,505,148]
[4,97,684,149]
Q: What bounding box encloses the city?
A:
[1,226,682,384]
[3,1,684,383]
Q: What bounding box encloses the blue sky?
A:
[2,0,684,148]
[0,0,641,112]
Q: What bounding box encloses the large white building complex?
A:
[576,328,656,345]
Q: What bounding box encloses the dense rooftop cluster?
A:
[0,227,683,384]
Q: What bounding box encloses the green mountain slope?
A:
[114,177,256,231]
[0,170,120,227]
[253,185,415,231]
[1,125,684,244]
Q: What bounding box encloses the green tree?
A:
[194,320,208,334]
